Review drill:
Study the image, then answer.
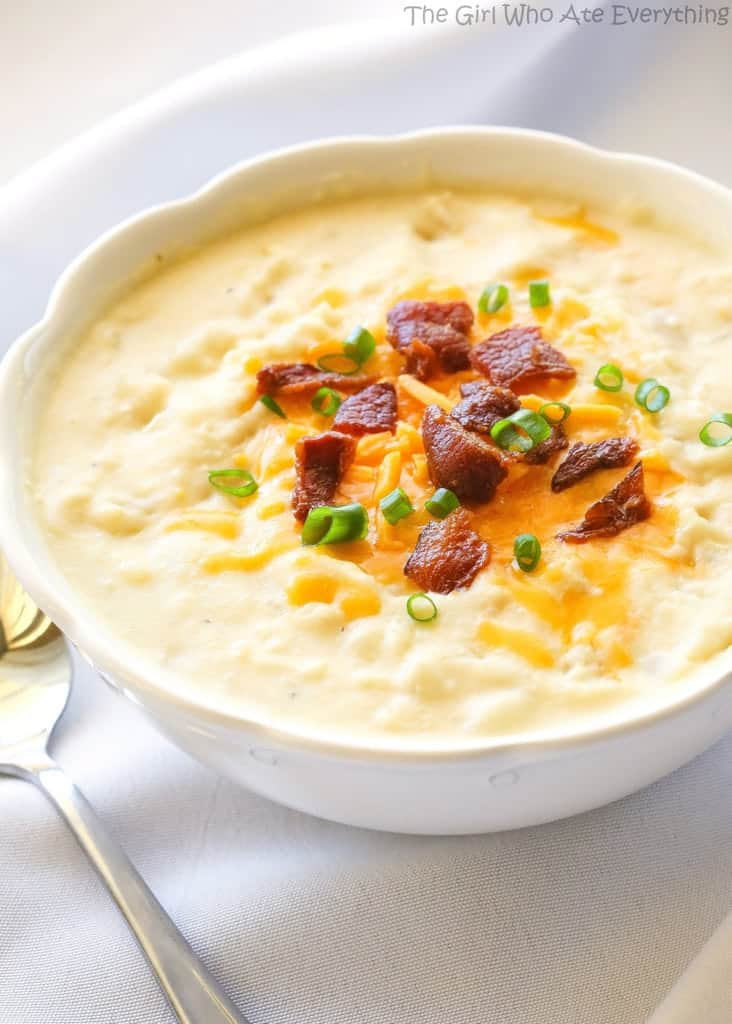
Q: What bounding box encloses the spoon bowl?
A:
[0,554,69,765]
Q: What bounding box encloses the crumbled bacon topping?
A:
[257,362,373,396]
[261,285,658,595]
[558,463,651,543]
[469,326,576,392]
[403,338,437,380]
[332,382,397,436]
[404,508,490,593]
[450,381,520,435]
[422,404,508,503]
[523,424,569,466]
[388,298,474,334]
[386,300,474,380]
[551,437,640,492]
[292,431,356,522]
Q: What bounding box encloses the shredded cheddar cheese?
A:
[521,394,625,427]
[398,374,455,412]
[287,571,382,621]
[343,464,377,484]
[638,449,671,473]
[165,512,240,539]
[341,590,381,620]
[243,355,263,374]
[287,573,339,605]
[477,621,556,668]
[395,420,424,455]
[411,454,429,486]
[539,211,620,245]
[257,499,288,520]
[355,432,393,466]
[285,423,312,444]
[203,539,296,574]
[550,296,591,329]
[313,287,347,308]
[374,451,402,503]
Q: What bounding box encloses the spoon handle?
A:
[30,761,251,1024]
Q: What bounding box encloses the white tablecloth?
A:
[1,5,731,1022]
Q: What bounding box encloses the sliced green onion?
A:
[301,503,369,545]
[208,468,258,498]
[538,401,571,426]
[316,352,360,375]
[594,363,624,392]
[406,592,438,623]
[491,409,552,453]
[514,533,542,573]
[424,487,460,519]
[379,486,414,525]
[311,386,342,416]
[259,394,286,419]
[343,325,376,366]
[478,282,509,314]
[635,378,670,413]
[528,280,551,308]
[699,412,732,448]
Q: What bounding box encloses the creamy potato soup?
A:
[32,190,732,747]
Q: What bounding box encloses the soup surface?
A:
[32,189,732,748]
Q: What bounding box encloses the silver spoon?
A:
[0,553,251,1024]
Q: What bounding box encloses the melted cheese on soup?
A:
[31,190,732,748]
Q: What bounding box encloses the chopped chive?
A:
[699,412,732,447]
[259,394,286,419]
[490,409,552,453]
[634,378,670,413]
[343,325,376,366]
[538,401,571,426]
[594,363,624,392]
[514,533,542,573]
[478,283,509,315]
[316,352,361,375]
[425,487,460,519]
[311,386,342,416]
[406,592,438,623]
[529,280,551,308]
[301,503,369,545]
[208,468,258,498]
[379,486,414,526]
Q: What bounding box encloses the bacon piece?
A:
[404,508,490,594]
[450,381,566,464]
[397,322,470,376]
[403,338,437,381]
[386,300,474,379]
[551,437,639,492]
[332,382,397,436]
[470,326,576,392]
[292,431,356,522]
[450,381,520,435]
[558,463,651,543]
[422,404,507,503]
[388,298,474,334]
[524,424,569,466]
[257,362,373,397]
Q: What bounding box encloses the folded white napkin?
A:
[648,911,732,1023]
[1,8,731,1023]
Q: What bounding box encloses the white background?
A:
[0,0,396,185]
[2,3,732,1023]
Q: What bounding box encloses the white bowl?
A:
[2,127,731,834]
